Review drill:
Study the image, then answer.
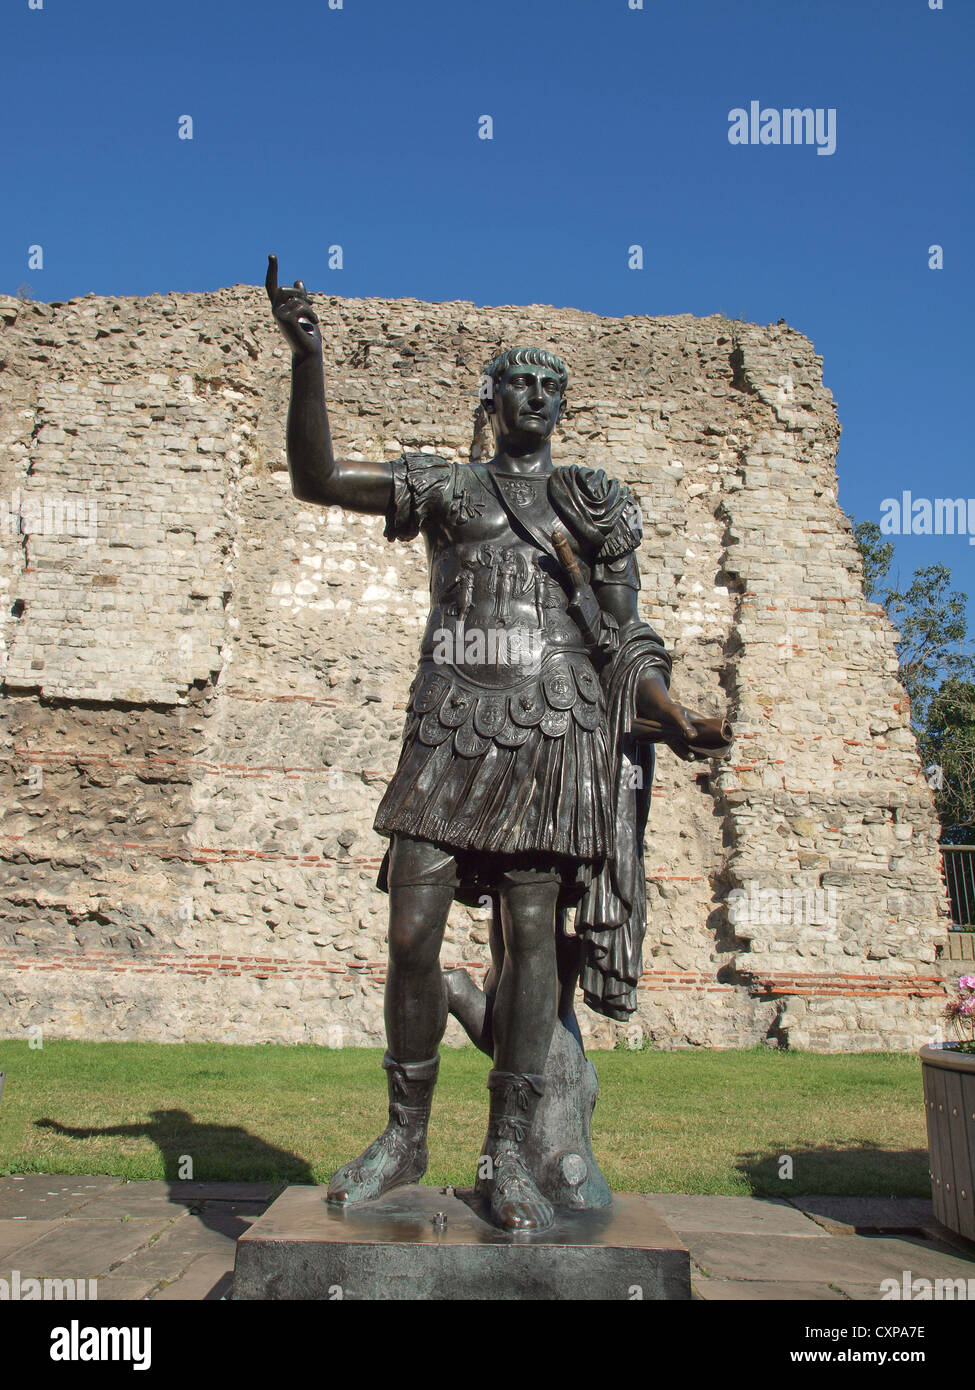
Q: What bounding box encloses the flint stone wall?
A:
[0,286,950,1050]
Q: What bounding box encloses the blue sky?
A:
[2,0,972,631]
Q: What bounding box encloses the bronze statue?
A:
[266,256,731,1233]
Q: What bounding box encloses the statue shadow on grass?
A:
[34,1110,314,1265]
[735,1140,931,1201]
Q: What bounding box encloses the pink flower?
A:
[959,975,975,992]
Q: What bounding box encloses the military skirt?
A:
[373,656,614,866]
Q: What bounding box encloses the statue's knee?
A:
[500,876,560,955]
[503,904,558,957]
[388,913,442,969]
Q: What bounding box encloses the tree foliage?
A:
[924,678,975,841]
[852,519,975,839]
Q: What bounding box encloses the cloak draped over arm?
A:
[574,626,672,1021]
[549,463,674,1018]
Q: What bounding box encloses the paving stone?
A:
[693,1278,846,1301]
[69,1183,270,1220]
[793,1197,937,1234]
[5,1177,967,1302]
[0,1218,64,1261]
[833,1282,898,1301]
[0,1176,124,1219]
[72,1180,280,1208]
[187,1206,261,1239]
[151,1253,234,1301]
[646,1194,828,1237]
[92,1275,157,1301]
[687,1232,975,1289]
[108,1211,245,1285]
[199,1200,270,1217]
[70,1183,277,1221]
[72,1192,201,1220]
[917,1221,975,1257]
[166,1182,281,1204]
[14,1217,173,1279]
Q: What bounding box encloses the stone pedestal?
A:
[233,1184,690,1301]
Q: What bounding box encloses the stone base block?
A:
[233,1184,690,1301]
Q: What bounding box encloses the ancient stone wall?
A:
[0,286,950,1050]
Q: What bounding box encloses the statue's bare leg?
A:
[475,870,560,1232]
[445,902,577,1053]
[327,837,455,1206]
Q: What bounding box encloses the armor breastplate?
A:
[421,471,589,676]
[408,468,604,755]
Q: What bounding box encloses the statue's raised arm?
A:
[266,254,392,513]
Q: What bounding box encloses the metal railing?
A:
[942,845,975,927]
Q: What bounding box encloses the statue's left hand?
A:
[655,703,705,753]
[636,673,699,745]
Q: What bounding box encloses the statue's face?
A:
[489,362,565,448]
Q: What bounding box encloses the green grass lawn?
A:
[0,1041,930,1197]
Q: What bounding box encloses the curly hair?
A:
[480,346,569,404]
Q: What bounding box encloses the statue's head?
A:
[480,346,568,450]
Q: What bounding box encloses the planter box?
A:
[920,1043,975,1241]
